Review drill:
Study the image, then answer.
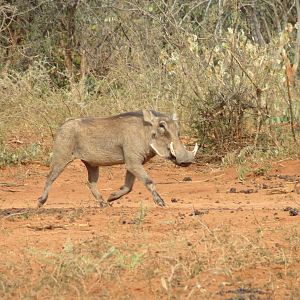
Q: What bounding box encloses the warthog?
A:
[37,110,198,207]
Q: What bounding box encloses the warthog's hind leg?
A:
[83,161,108,207]
[107,170,135,203]
[37,160,72,207]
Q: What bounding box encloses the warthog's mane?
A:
[109,110,167,120]
[76,110,168,125]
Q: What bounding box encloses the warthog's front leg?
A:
[125,163,165,207]
[107,170,135,203]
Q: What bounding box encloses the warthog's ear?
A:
[143,110,156,125]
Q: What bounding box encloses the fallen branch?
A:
[0,188,22,192]
[0,182,25,187]
[157,174,224,185]
[26,224,67,231]
[2,210,31,219]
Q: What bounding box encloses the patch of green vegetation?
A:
[0,142,42,167]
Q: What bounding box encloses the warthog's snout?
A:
[169,142,198,166]
[37,110,198,208]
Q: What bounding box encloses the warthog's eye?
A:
[159,121,167,129]
[158,122,166,134]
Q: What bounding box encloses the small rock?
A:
[240,189,255,194]
[178,212,185,218]
[229,187,237,193]
[189,209,206,217]
[283,206,299,216]
[171,198,178,203]
[289,208,299,216]
[182,176,192,182]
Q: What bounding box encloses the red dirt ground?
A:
[0,158,300,299]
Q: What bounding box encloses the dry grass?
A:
[1,27,300,167]
[0,208,299,299]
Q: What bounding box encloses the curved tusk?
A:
[170,142,176,157]
[192,143,199,156]
[150,143,165,157]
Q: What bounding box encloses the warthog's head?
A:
[143,110,198,166]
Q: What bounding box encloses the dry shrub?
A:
[1,25,300,165]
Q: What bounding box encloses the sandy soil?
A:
[0,158,300,299]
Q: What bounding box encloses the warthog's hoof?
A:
[153,193,166,207]
[107,192,118,202]
[99,201,111,208]
[156,199,166,207]
[37,197,45,208]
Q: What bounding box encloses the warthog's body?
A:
[38,110,198,207]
